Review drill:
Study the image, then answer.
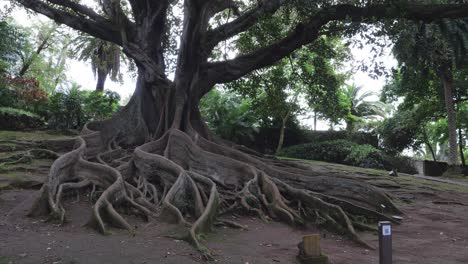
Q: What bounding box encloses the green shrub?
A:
[47,87,120,130]
[83,90,120,121]
[0,107,44,130]
[47,86,86,129]
[279,140,385,169]
[279,139,418,173]
[345,144,385,169]
[0,107,41,118]
[0,75,49,118]
[300,130,379,147]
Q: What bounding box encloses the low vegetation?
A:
[279,139,416,173]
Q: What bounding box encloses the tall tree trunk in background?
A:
[19,40,48,77]
[95,68,108,91]
[314,112,317,131]
[440,69,459,165]
[345,120,354,133]
[427,143,437,162]
[459,127,466,167]
[275,112,290,155]
[18,27,55,77]
[422,128,437,161]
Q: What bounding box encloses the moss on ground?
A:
[0,256,11,264]
[278,156,468,194]
[0,130,68,191]
[396,175,468,194]
[0,130,74,141]
[0,159,53,190]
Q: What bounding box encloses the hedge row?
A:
[279,139,416,173]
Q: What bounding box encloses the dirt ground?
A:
[1,175,467,264]
[1,132,468,264]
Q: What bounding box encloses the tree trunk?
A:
[426,142,437,162]
[314,112,317,131]
[18,30,53,77]
[422,129,437,161]
[96,68,108,91]
[275,113,289,155]
[346,120,354,133]
[459,127,466,167]
[440,70,459,165]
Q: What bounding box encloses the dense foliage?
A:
[279,139,386,169]
[200,89,258,143]
[48,86,121,130]
[384,18,468,165]
[279,139,416,173]
[0,19,122,131]
[0,20,26,74]
[0,106,44,130]
[0,74,121,130]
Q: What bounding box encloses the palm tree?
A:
[343,84,387,132]
[72,34,123,91]
[393,19,468,165]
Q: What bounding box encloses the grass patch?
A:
[2,159,52,171]
[278,156,388,177]
[396,175,468,194]
[0,256,11,264]
[278,156,468,194]
[0,130,73,141]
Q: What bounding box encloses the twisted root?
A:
[28,125,401,259]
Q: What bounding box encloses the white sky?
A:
[6,3,397,130]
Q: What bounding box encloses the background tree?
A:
[8,21,72,93]
[343,83,387,132]
[378,102,442,161]
[0,19,26,74]
[72,34,125,91]
[199,89,258,144]
[17,22,58,77]
[391,18,468,165]
[229,35,349,154]
[13,0,468,256]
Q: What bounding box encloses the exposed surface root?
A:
[0,148,59,167]
[27,124,402,259]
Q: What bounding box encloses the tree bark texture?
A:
[441,70,459,165]
[275,113,289,155]
[95,68,108,91]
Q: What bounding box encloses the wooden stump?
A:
[297,234,328,264]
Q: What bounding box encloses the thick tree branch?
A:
[15,0,123,45]
[127,0,146,22]
[204,0,286,51]
[45,0,107,24]
[136,0,169,69]
[205,3,468,84]
[98,0,137,46]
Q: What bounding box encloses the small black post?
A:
[378,221,392,264]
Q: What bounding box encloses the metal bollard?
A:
[378,221,392,264]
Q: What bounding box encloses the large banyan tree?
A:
[13,0,468,257]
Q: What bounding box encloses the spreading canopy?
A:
[14,0,468,91]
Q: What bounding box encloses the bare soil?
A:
[1,168,467,264]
